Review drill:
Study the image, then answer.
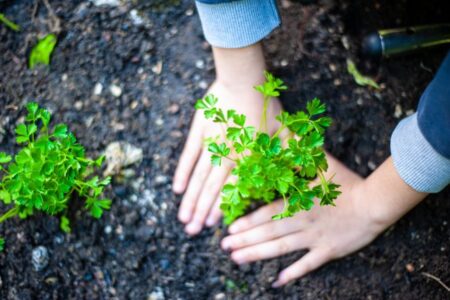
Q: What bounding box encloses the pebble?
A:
[91,0,120,6]
[195,60,205,69]
[93,82,103,96]
[74,101,83,110]
[280,59,288,67]
[368,161,376,171]
[152,61,163,75]
[170,130,183,138]
[405,109,415,116]
[129,9,144,26]
[185,8,194,16]
[214,293,226,300]
[354,155,361,165]
[103,141,143,176]
[155,118,164,126]
[109,84,122,97]
[61,74,68,81]
[405,263,415,272]
[155,175,168,185]
[198,80,208,89]
[148,287,165,300]
[32,246,49,271]
[104,225,112,235]
[53,234,64,245]
[394,104,402,118]
[167,104,180,114]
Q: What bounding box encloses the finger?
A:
[173,115,203,194]
[185,164,232,235]
[222,216,305,250]
[230,231,312,264]
[272,248,331,288]
[206,174,236,227]
[205,197,223,227]
[228,200,284,234]
[177,152,212,224]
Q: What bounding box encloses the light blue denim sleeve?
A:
[391,113,450,193]
[195,0,280,48]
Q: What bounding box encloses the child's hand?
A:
[173,80,282,235]
[220,157,390,287]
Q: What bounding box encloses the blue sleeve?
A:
[417,51,450,158]
[195,0,280,48]
[391,51,450,193]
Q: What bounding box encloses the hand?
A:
[221,157,390,287]
[173,80,283,235]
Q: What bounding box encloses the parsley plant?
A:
[0,103,111,248]
[196,72,341,224]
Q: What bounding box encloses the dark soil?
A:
[0,0,449,299]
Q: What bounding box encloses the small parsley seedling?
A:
[196,72,341,224]
[0,103,111,249]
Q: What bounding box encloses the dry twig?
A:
[421,272,450,292]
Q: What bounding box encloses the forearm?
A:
[359,156,427,228]
[212,43,266,92]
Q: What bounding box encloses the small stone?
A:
[167,104,180,114]
[394,104,402,118]
[405,263,414,272]
[45,277,58,285]
[155,118,164,126]
[115,225,123,235]
[74,101,83,110]
[104,142,143,176]
[329,63,337,72]
[61,74,68,81]
[155,175,168,185]
[93,83,103,96]
[152,61,163,75]
[131,101,139,110]
[280,59,288,67]
[214,293,226,300]
[333,78,342,86]
[195,60,205,69]
[341,36,350,50]
[354,155,361,165]
[148,287,165,300]
[185,8,194,16]
[198,80,208,89]
[109,84,122,97]
[368,161,376,171]
[129,9,144,26]
[405,109,415,116]
[91,0,119,6]
[170,130,183,138]
[104,225,112,235]
[53,234,64,245]
[129,194,138,203]
[356,98,364,106]
[32,246,49,271]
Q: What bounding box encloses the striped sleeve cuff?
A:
[391,113,450,193]
[195,0,280,48]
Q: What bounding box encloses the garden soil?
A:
[0,0,449,299]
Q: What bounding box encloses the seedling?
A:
[347,59,380,89]
[196,72,340,224]
[0,103,111,249]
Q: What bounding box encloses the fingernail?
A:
[221,239,230,250]
[272,280,282,288]
[172,182,184,193]
[231,252,244,265]
[185,222,201,235]
[228,224,238,234]
[205,217,215,227]
[178,211,190,223]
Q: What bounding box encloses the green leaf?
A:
[29,34,58,69]
[26,102,39,120]
[211,155,222,166]
[60,216,71,233]
[0,13,20,31]
[306,98,326,116]
[0,237,4,252]
[233,114,246,127]
[15,124,27,136]
[0,190,11,204]
[27,124,37,136]
[53,124,68,138]
[346,59,380,89]
[226,127,241,141]
[0,152,12,164]
[38,109,51,127]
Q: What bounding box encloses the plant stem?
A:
[260,96,270,133]
[0,206,19,223]
[0,13,20,31]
